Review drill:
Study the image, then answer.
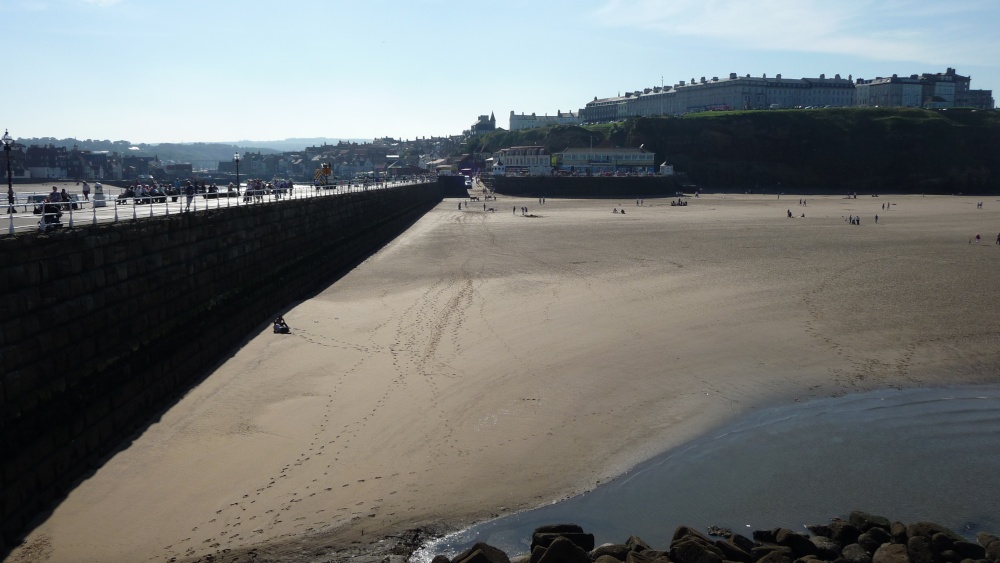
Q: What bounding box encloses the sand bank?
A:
[6,193,1000,562]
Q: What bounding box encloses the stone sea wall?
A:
[491,176,683,198]
[428,512,1000,563]
[0,183,443,549]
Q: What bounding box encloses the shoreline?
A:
[5,193,1000,563]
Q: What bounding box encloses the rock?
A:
[536,537,592,563]
[713,539,751,563]
[810,535,843,560]
[889,523,907,545]
[673,526,714,545]
[953,542,986,561]
[867,528,892,546]
[454,547,508,563]
[595,555,625,563]
[532,533,595,553]
[627,536,653,553]
[977,534,999,548]
[624,551,658,563]
[907,535,935,563]
[592,544,629,561]
[850,512,891,534]
[829,521,862,547]
[754,529,780,544]
[707,526,733,539]
[757,551,793,563]
[752,545,795,561]
[856,533,884,556]
[841,544,873,563]
[670,537,724,563]
[730,534,756,554]
[776,529,819,558]
[511,556,531,563]
[934,533,959,553]
[432,556,451,563]
[939,550,964,563]
[872,544,908,563]
[452,544,511,563]
[985,539,1000,562]
[807,525,833,539]
[530,545,547,563]
[907,522,962,542]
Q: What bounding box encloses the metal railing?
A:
[4,176,435,236]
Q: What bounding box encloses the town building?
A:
[579,68,993,123]
[553,147,655,175]
[491,146,552,176]
[469,113,497,134]
[509,110,581,131]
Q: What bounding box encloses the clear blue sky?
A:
[4,0,998,144]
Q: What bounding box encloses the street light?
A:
[2,129,14,214]
[234,152,241,194]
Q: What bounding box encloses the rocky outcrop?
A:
[428,511,999,563]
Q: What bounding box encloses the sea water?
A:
[416,385,1000,560]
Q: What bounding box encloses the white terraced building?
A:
[580,68,993,123]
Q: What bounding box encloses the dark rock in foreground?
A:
[430,511,999,563]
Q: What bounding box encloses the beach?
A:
[6,192,1000,563]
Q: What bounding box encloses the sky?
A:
[3,0,998,144]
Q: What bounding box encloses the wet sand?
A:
[6,192,1000,562]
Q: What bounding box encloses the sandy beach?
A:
[6,191,1000,563]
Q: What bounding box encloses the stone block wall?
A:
[492,176,682,198]
[0,184,442,547]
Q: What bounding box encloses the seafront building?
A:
[509,110,581,131]
[554,147,656,175]
[490,146,552,176]
[577,67,994,124]
[488,146,656,176]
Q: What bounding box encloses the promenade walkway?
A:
[2,177,434,236]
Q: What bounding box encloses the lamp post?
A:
[234,152,241,194]
[2,129,13,214]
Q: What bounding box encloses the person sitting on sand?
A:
[274,316,290,334]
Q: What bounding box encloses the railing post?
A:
[68,203,74,228]
[92,203,97,226]
[7,212,13,235]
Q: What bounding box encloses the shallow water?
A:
[416,385,1000,560]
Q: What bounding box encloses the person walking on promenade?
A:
[82,181,90,201]
[184,181,195,211]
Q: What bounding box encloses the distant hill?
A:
[468,108,1000,193]
[233,138,371,152]
[16,137,370,167]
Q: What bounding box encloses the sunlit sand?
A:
[7,193,1000,562]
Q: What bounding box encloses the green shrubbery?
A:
[468,108,1000,193]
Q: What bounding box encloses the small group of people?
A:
[516,206,530,216]
[969,233,1000,245]
[613,207,626,214]
[976,201,985,209]
[273,316,290,334]
[798,198,807,206]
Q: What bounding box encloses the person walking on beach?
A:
[996,232,1000,245]
[875,214,879,224]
